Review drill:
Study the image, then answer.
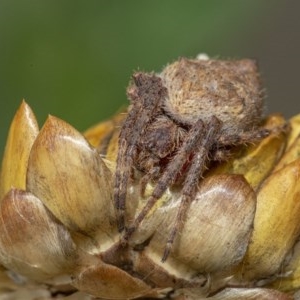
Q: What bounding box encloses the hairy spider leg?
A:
[114,73,166,231]
[211,127,270,161]
[139,160,161,197]
[123,118,207,241]
[217,128,270,146]
[162,116,222,261]
[114,107,140,232]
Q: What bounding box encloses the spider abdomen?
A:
[161,57,264,132]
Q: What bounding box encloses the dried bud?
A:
[132,175,256,276]
[286,113,300,148]
[274,122,300,171]
[241,158,300,280]
[0,101,39,200]
[209,287,293,300]
[209,113,288,189]
[72,260,171,299]
[0,189,77,281]
[26,115,117,251]
[1,101,300,299]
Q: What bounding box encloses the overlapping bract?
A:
[0,101,299,299]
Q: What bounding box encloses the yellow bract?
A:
[26,115,116,249]
[0,101,39,200]
[241,158,300,279]
[209,114,287,189]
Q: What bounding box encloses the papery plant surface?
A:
[1,47,300,300]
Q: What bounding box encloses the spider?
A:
[114,55,269,261]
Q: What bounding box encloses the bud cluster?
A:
[0,101,299,299]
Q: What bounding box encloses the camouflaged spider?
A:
[114,55,269,261]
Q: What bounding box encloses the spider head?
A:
[141,116,183,159]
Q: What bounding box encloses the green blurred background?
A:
[0,1,299,157]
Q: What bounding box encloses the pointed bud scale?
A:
[26,116,117,251]
[72,260,170,299]
[0,189,77,281]
[83,119,115,148]
[209,114,287,190]
[133,175,256,274]
[209,287,293,300]
[286,113,300,148]
[83,111,125,149]
[242,159,300,280]
[268,240,300,292]
[274,123,300,171]
[0,101,39,200]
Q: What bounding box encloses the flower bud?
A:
[0,189,77,281]
[209,287,293,300]
[241,158,300,280]
[0,101,39,200]
[72,259,170,299]
[133,175,256,274]
[209,114,287,189]
[26,116,117,251]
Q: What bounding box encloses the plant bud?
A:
[0,101,39,200]
[0,189,77,281]
[132,175,256,274]
[241,158,300,280]
[72,259,171,299]
[26,116,117,251]
[209,114,287,189]
[274,122,300,171]
[209,287,293,300]
[286,113,300,148]
[1,101,300,299]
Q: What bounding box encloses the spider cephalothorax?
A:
[114,56,269,261]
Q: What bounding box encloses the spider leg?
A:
[114,116,138,232]
[162,116,222,261]
[211,148,233,162]
[114,73,166,232]
[218,121,290,147]
[139,163,161,197]
[123,118,207,241]
[217,128,269,146]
